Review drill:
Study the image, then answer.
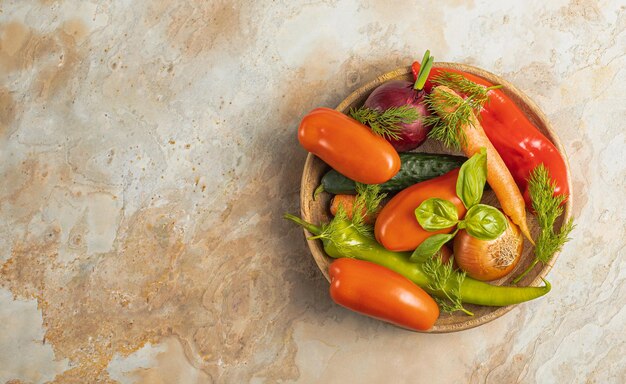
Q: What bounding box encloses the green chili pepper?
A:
[285,213,550,307]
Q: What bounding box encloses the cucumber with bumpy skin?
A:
[317,152,466,196]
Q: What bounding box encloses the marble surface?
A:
[0,0,624,383]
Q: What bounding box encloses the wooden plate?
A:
[299,63,573,333]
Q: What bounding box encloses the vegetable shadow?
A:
[269,56,418,322]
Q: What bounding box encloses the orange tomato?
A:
[329,258,439,331]
[298,108,401,184]
[375,169,466,252]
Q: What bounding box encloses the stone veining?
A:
[0,0,625,383]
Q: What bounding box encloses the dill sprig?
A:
[350,183,386,237]
[422,254,473,316]
[513,164,575,283]
[431,72,502,108]
[424,73,500,150]
[350,106,421,141]
[354,183,386,217]
[315,183,386,249]
[310,205,371,256]
[424,90,476,150]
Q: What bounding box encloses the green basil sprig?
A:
[456,147,487,209]
[415,198,458,231]
[412,203,508,261]
[410,233,456,262]
[461,204,508,241]
[412,147,508,261]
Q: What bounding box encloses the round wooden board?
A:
[299,63,573,333]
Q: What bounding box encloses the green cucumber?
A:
[317,152,467,196]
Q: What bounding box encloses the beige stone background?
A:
[0,0,624,383]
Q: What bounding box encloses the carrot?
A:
[430,85,533,242]
[330,195,378,224]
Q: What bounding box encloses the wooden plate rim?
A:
[299,63,573,333]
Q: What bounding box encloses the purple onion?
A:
[364,80,431,152]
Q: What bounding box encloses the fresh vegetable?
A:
[411,62,570,207]
[426,85,533,242]
[284,212,551,307]
[455,145,488,209]
[405,148,507,269]
[298,107,401,184]
[349,105,421,142]
[315,152,466,196]
[359,81,430,152]
[329,184,385,224]
[422,254,472,315]
[330,195,360,218]
[514,165,575,283]
[412,202,509,262]
[374,169,466,252]
[329,258,439,331]
[353,50,435,152]
[453,214,523,281]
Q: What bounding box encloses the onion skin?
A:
[453,216,523,281]
[364,80,431,152]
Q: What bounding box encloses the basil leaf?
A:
[415,198,459,231]
[464,204,508,241]
[456,147,487,209]
[410,233,456,263]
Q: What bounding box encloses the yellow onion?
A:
[453,216,523,281]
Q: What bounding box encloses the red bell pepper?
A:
[329,258,439,331]
[411,62,569,207]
